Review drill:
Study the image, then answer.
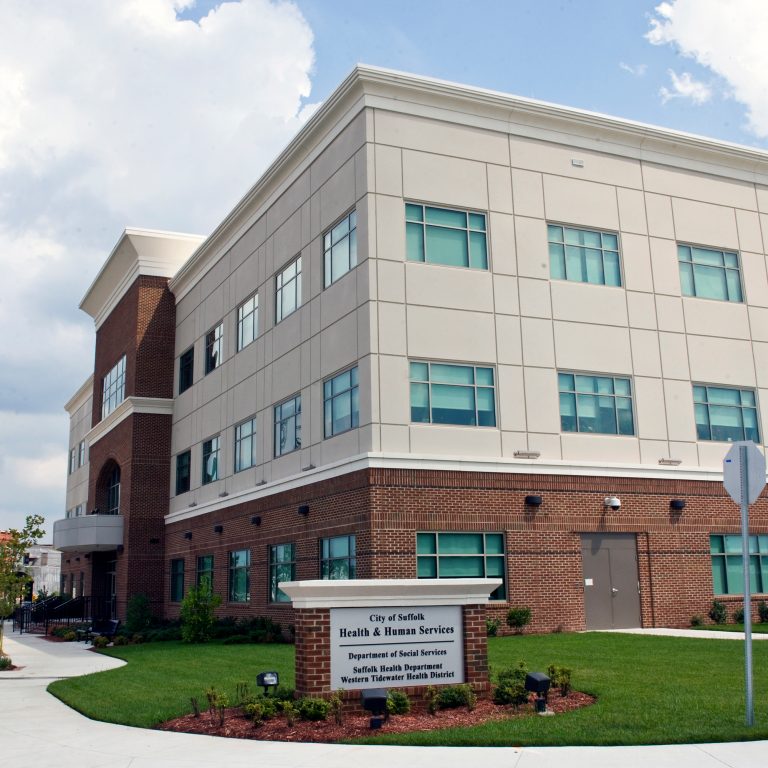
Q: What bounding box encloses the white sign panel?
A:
[723,441,766,505]
[330,605,464,690]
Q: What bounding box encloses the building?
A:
[54,66,768,632]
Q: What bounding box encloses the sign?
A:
[723,441,766,505]
[330,605,464,690]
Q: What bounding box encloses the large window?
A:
[237,294,259,351]
[410,361,496,426]
[417,532,506,600]
[78,440,86,467]
[69,448,77,475]
[170,559,185,602]
[234,418,257,472]
[276,256,302,322]
[269,543,295,603]
[228,549,250,603]
[711,534,768,595]
[324,210,357,287]
[179,347,194,393]
[548,224,621,286]
[102,355,126,418]
[558,372,634,435]
[175,450,191,495]
[406,203,488,269]
[324,367,359,438]
[678,244,743,302]
[321,534,356,579]
[196,555,214,592]
[202,436,220,485]
[106,466,120,515]
[205,324,223,374]
[694,385,759,442]
[274,395,301,457]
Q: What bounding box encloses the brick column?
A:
[463,604,490,696]
[294,607,330,697]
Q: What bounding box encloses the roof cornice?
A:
[64,375,94,415]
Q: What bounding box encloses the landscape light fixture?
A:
[525,671,551,714]
[256,671,279,695]
[361,688,389,729]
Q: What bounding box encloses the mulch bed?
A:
[158,691,595,743]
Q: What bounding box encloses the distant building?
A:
[55,66,768,630]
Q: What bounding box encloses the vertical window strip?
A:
[102,355,126,418]
[237,294,259,351]
[205,324,223,374]
[196,555,214,592]
[323,366,359,438]
[276,256,302,322]
[234,418,257,472]
[170,559,185,602]
[179,347,194,392]
[320,534,356,579]
[324,211,357,287]
[269,543,296,603]
[228,549,250,602]
[274,395,301,457]
[175,451,191,495]
[710,534,768,595]
[202,436,220,484]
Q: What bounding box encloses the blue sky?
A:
[1,0,766,536]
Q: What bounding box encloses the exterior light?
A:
[214,524,224,534]
[298,505,310,517]
[251,516,262,526]
[183,531,192,540]
[256,671,279,694]
[514,450,540,459]
[659,458,682,466]
[525,672,551,713]
[525,495,543,507]
[670,499,686,512]
[361,688,389,729]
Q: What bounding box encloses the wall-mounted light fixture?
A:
[659,458,682,466]
[298,504,310,517]
[188,501,197,508]
[218,491,229,498]
[604,496,621,511]
[256,480,267,486]
[149,537,160,544]
[670,499,686,512]
[183,531,193,540]
[251,515,262,526]
[514,450,541,460]
[302,464,316,472]
[525,495,543,507]
[214,524,224,534]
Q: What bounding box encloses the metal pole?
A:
[740,444,754,727]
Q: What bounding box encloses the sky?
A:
[2,0,768,538]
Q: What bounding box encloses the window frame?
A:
[274,394,301,457]
[196,554,214,592]
[179,346,194,393]
[234,417,257,473]
[269,543,296,603]
[678,243,743,303]
[228,549,251,603]
[101,355,127,419]
[324,209,357,287]
[558,371,636,436]
[323,366,359,438]
[204,323,223,375]
[693,384,760,443]
[405,202,488,270]
[170,558,185,603]
[547,223,622,287]
[237,293,259,351]
[175,450,191,495]
[409,360,497,427]
[710,534,768,595]
[78,440,86,467]
[417,532,506,601]
[275,255,302,323]
[69,447,77,475]
[201,436,220,485]
[320,534,356,580]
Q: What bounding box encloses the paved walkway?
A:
[1,628,766,768]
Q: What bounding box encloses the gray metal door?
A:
[581,533,641,629]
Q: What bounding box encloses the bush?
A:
[112,635,128,646]
[733,607,745,624]
[486,618,501,636]
[125,593,154,635]
[92,635,109,648]
[131,634,144,645]
[242,697,278,724]
[690,614,704,627]
[296,697,330,721]
[386,689,411,715]
[709,600,727,625]
[506,607,532,634]
[222,634,251,645]
[180,586,221,643]
[0,655,12,670]
[329,690,344,725]
[758,600,768,623]
[63,631,77,642]
[423,685,439,716]
[547,664,572,696]
[436,684,476,711]
[493,661,529,707]
[272,686,296,706]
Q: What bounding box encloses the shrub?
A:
[493,661,530,707]
[282,700,297,727]
[92,635,109,648]
[222,634,250,645]
[690,614,704,627]
[296,697,330,721]
[131,634,144,645]
[423,685,439,716]
[112,635,128,646]
[709,600,727,625]
[180,586,221,643]
[733,607,745,624]
[547,664,572,696]
[758,600,768,623]
[0,655,12,670]
[125,593,154,634]
[386,690,411,715]
[506,607,532,634]
[63,630,77,642]
[486,618,501,637]
[329,690,344,725]
[272,686,296,705]
[243,697,277,724]
[436,684,476,711]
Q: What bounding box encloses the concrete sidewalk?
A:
[0,629,765,768]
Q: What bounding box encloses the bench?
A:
[77,619,121,644]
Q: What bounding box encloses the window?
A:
[276,256,302,322]
[179,347,194,393]
[548,224,621,286]
[228,549,250,602]
[234,418,257,472]
[106,466,120,515]
[410,361,496,426]
[711,534,768,594]
[694,385,759,442]
[678,244,743,302]
[321,534,356,579]
[69,447,77,475]
[237,294,259,351]
[558,373,634,435]
[205,324,223,374]
[324,210,357,287]
[269,543,295,603]
[324,367,359,438]
[406,203,487,269]
[175,450,191,495]
[202,437,220,484]
[78,440,86,467]
[417,532,506,600]
[196,555,214,592]
[170,559,185,602]
[274,395,301,457]
[102,355,126,419]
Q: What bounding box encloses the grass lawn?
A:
[49,633,768,746]
[692,623,768,634]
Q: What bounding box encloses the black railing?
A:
[12,595,116,634]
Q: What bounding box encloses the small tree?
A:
[0,515,45,655]
[179,585,221,643]
[125,593,154,634]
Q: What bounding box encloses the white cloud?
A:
[660,69,712,105]
[647,0,768,134]
[0,0,316,530]
[619,62,647,77]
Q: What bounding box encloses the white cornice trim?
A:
[64,375,94,415]
[165,451,739,525]
[86,397,174,446]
